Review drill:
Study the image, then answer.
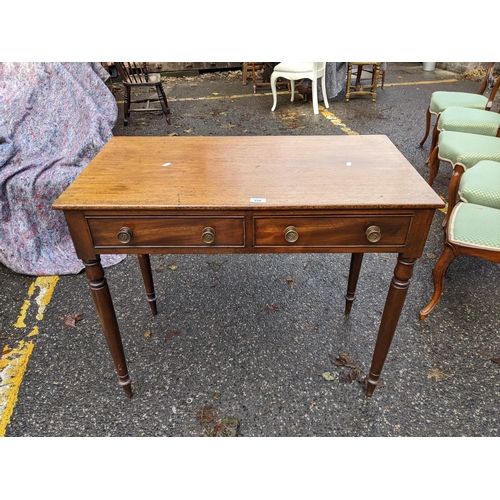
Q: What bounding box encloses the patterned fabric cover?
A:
[429,91,488,115]
[438,106,500,136]
[449,202,500,251]
[437,131,500,170]
[0,63,125,275]
[459,160,500,209]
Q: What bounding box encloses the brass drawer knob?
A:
[284,226,299,243]
[202,227,215,244]
[366,225,381,243]
[117,227,133,244]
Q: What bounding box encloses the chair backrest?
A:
[115,62,150,84]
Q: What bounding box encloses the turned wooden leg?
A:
[365,256,416,397]
[83,257,132,398]
[420,107,431,146]
[345,252,364,315]
[355,64,363,89]
[123,86,130,126]
[345,63,352,102]
[371,65,380,102]
[419,244,455,320]
[138,254,157,315]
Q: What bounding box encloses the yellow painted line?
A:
[320,107,359,135]
[27,326,39,337]
[115,78,460,105]
[0,341,34,437]
[114,78,459,135]
[1,275,59,436]
[13,276,59,327]
[383,78,458,87]
[33,276,59,320]
[13,300,30,328]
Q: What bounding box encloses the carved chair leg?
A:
[428,146,440,186]
[345,252,364,315]
[430,124,440,152]
[419,244,455,320]
[270,74,278,111]
[420,107,432,146]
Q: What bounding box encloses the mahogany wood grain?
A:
[54,135,441,211]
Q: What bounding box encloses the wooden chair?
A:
[270,62,329,115]
[420,161,500,319]
[430,104,500,152]
[115,62,171,126]
[242,63,288,94]
[242,62,266,89]
[345,63,384,102]
[419,62,498,148]
[428,73,500,152]
[428,132,500,226]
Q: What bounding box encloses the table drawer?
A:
[254,215,411,247]
[87,216,245,248]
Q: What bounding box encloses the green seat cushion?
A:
[438,106,500,136]
[438,131,500,170]
[459,160,500,209]
[429,91,488,115]
[449,202,500,251]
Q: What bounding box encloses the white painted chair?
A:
[270,62,329,115]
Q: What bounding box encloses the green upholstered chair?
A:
[420,160,500,319]
[430,103,500,152]
[459,160,500,209]
[428,131,500,225]
[419,62,499,148]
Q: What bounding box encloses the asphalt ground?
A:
[2,63,500,445]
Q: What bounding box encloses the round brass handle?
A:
[284,226,299,243]
[366,225,382,243]
[201,227,215,244]
[117,227,133,244]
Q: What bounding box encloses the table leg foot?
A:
[118,375,133,398]
[365,374,379,397]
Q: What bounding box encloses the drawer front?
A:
[88,216,245,248]
[254,215,411,247]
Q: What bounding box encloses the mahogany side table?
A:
[53,135,444,397]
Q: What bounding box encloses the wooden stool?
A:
[346,62,382,102]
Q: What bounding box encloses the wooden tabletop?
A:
[53,135,444,211]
